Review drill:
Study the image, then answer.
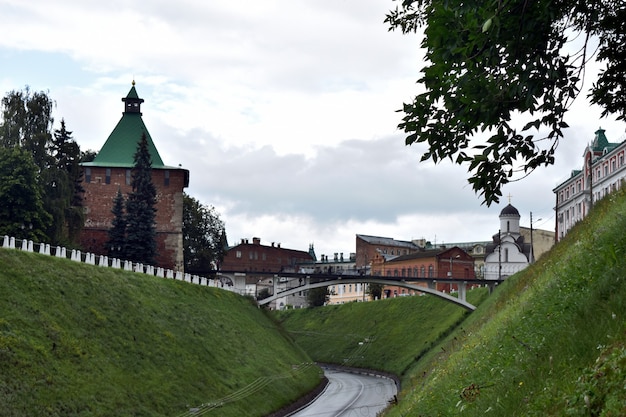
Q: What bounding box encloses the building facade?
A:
[484,204,531,280]
[553,128,626,241]
[221,237,316,308]
[371,246,476,296]
[310,252,370,304]
[79,83,189,270]
[355,234,425,270]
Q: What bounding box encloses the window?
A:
[236,250,242,258]
[164,170,170,186]
[420,266,425,277]
[105,168,111,184]
[125,169,131,185]
[85,168,91,183]
[428,265,434,278]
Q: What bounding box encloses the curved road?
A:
[291,369,397,417]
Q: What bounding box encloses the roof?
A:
[356,234,418,249]
[500,204,520,217]
[384,248,447,263]
[592,127,610,152]
[82,85,166,168]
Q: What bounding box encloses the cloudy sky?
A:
[1,0,624,258]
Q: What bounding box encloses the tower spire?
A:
[122,81,144,115]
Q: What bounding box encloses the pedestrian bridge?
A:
[216,271,502,311]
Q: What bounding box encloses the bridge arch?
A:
[258,277,477,311]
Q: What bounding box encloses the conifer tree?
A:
[107,188,126,259]
[47,119,84,245]
[124,133,157,265]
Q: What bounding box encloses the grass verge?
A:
[0,250,320,417]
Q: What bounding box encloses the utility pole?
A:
[530,211,535,264]
[498,229,502,280]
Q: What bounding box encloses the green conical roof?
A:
[83,84,165,168]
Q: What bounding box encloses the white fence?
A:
[1,235,239,294]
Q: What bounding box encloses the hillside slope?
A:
[384,190,626,416]
[274,286,489,376]
[0,251,320,417]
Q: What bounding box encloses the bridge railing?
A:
[1,235,244,295]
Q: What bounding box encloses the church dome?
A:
[500,203,520,217]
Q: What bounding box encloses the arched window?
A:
[420,266,425,277]
[428,265,434,278]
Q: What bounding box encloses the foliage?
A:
[0,147,51,241]
[125,133,157,265]
[257,287,271,300]
[0,248,319,417]
[45,119,84,245]
[107,188,126,259]
[0,87,55,171]
[386,0,626,205]
[0,89,84,245]
[566,342,626,416]
[306,286,331,307]
[366,282,384,300]
[183,193,227,273]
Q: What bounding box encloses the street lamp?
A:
[447,254,460,293]
[447,255,460,277]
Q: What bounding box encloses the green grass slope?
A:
[0,250,320,417]
[384,190,626,416]
[273,288,489,376]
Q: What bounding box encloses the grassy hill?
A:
[0,250,320,417]
[273,287,490,376]
[276,189,626,416]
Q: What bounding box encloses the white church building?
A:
[484,204,532,280]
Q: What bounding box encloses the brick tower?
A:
[80,82,189,270]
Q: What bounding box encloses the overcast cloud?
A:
[1,0,624,258]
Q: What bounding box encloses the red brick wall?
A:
[221,239,314,273]
[355,236,418,268]
[79,166,187,270]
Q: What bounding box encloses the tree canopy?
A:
[386,0,626,205]
[183,193,227,273]
[0,147,51,241]
[0,88,86,245]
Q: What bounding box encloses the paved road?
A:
[290,369,397,417]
